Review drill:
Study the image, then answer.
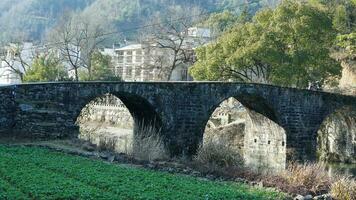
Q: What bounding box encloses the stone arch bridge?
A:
[0,82,355,161]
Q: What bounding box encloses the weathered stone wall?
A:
[318,107,356,163]
[0,82,354,162]
[204,121,246,155]
[0,86,15,134]
[244,110,286,172]
[79,104,133,129]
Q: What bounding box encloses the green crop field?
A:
[0,145,287,200]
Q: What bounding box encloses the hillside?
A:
[0,0,95,42]
[0,0,280,44]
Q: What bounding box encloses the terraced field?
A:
[0,145,287,200]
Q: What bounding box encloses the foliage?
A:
[332,32,356,72]
[314,0,356,34]
[337,33,356,56]
[0,146,286,199]
[190,0,341,88]
[23,54,67,82]
[0,0,280,43]
[79,51,121,81]
[199,11,239,37]
[0,0,94,42]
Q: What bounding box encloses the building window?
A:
[181,68,188,80]
[126,68,132,78]
[118,57,124,63]
[126,56,132,63]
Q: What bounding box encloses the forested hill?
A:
[0,0,94,42]
[0,0,279,43]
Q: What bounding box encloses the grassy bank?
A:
[0,145,287,200]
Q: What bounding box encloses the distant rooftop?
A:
[116,44,144,51]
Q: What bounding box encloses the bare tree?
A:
[48,12,110,81]
[0,42,34,82]
[143,7,204,81]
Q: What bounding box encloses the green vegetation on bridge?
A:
[0,146,286,200]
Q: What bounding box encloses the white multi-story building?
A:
[0,42,51,85]
[113,27,212,82]
[0,42,36,85]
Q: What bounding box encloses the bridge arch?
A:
[74,91,163,134]
[202,93,281,136]
[197,94,287,172]
[73,90,166,159]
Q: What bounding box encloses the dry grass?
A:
[330,177,356,200]
[281,162,332,195]
[193,139,244,173]
[132,122,168,161]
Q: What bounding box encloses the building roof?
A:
[116,44,144,51]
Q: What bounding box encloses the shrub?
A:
[281,162,332,195]
[331,177,356,200]
[194,139,244,171]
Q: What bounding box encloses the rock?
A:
[304,195,313,200]
[191,171,201,176]
[234,178,246,183]
[157,161,167,166]
[99,154,109,159]
[313,194,332,200]
[19,104,33,111]
[146,164,155,169]
[166,167,174,173]
[205,174,215,180]
[294,195,305,200]
[107,155,115,162]
[82,143,96,152]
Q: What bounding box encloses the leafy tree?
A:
[332,33,356,72]
[190,0,341,88]
[312,0,356,33]
[333,5,349,33]
[337,33,356,57]
[23,54,67,82]
[79,51,120,81]
[199,11,239,37]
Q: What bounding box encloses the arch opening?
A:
[198,97,286,173]
[317,106,356,177]
[76,93,167,161]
